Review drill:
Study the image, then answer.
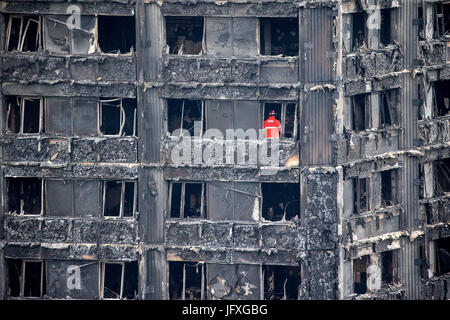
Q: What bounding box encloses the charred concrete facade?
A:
[0,0,448,300]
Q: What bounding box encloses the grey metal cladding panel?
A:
[71,16,96,55]
[207,263,236,300]
[139,88,162,163]
[232,18,258,57]
[206,100,233,135]
[46,97,72,135]
[73,98,98,136]
[206,17,232,57]
[74,180,100,217]
[47,260,99,299]
[301,91,333,166]
[300,7,335,83]
[43,15,70,54]
[146,249,166,299]
[140,168,164,243]
[234,100,259,131]
[233,182,260,222]
[207,182,234,220]
[260,61,299,83]
[235,264,260,299]
[142,3,163,82]
[46,180,73,217]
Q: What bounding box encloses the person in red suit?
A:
[264,110,281,139]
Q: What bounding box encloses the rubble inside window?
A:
[353,177,369,214]
[262,102,298,139]
[166,17,204,55]
[168,99,203,136]
[259,18,299,56]
[379,89,398,127]
[98,16,135,54]
[103,181,136,218]
[433,80,450,118]
[7,259,45,298]
[434,158,450,195]
[169,261,205,300]
[169,182,205,218]
[261,183,300,221]
[101,261,138,299]
[6,15,42,52]
[352,12,367,50]
[263,265,301,300]
[352,94,370,132]
[99,98,137,136]
[435,237,450,276]
[6,96,43,134]
[7,178,43,215]
[381,169,398,207]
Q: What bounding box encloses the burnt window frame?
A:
[261,102,298,140]
[379,89,399,128]
[380,169,399,208]
[261,182,300,222]
[351,93,370,132]
[168,261,206,300]
[168,181,206,219]
[434,157,450,196]
[353,176,370,214]
[98,98,137,137]
[6,177,44,216]
[167,99,205,137]
[100,261,138,300]
[5,96,44,135]
[165,16,205,55]
[351,11,367,51]
[6,259,45,299]
[5,14,42,52]
[434,2,450,39]
[258,17,299,57]
[262,264,301,300]
[102,180,137,219]
[97,15,136,55]
[431,80,450,119]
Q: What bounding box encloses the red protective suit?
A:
[264,115,281,139]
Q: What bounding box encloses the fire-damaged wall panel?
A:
[146,249,166,300]
[206,100,233,135]
[299,7,336,83]
[46,97,72,135]
[232,18,258,57]
[300,91,334,166]
[47,260,100,299]
[73,98,98,136]
[206,17,232,57]
[207,182,260,221]
[74,180,100,217]
[207,263,260,300]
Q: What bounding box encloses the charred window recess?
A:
[262,102,298,139]
[169,182,206,219]
[435,237,450,276]
[261,183,300,221]
[352,12,367,50]
[166,16,204,55]
[6,15,42,52]
[353,177,369,214]
[7,178,43,215]
[103,181,136,218]
[6,96,43,134]
[418,82,425,121]
[418,4,425,41]
[379,89,398,127]
[433,80,450,118]
[99,98,137,136]
[381,250,399,287]
[380,9,392,46]
[168,99,204,137]
[418,163,425,200]
[7,259,45,298]
[434,2,450,39]
[98,16,135,54]
[169,261,205,300]
[101,261,138,300]
[263,265,301,300]
[260,18,299,56]
[352,94,370,132]
[353,255,369,294]
[435,158,450,196]
[381,169,398,207]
